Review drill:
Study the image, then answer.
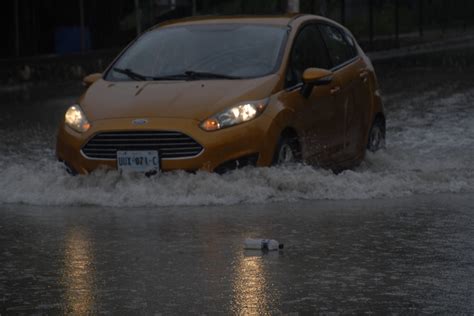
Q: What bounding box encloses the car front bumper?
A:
[56,115,278,174]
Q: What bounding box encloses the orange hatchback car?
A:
[57,14,385,174]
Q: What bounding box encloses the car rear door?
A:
[345,34,374,157]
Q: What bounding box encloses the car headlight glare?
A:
[201,99,268,131]
[65,105,90,133]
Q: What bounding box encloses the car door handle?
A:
[330,86,341,95]
[359,70,369,82]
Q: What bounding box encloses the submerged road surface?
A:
[1,65,474,313]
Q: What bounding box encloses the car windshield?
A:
[106,24,288,81]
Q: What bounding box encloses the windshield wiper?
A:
[113,68,242,81]
[151,74,191,81]
[183,70,242,80]
[113,68,148,81]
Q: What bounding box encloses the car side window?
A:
[286,24,332,87]
[319,24,357,67]
[343,31,358,57]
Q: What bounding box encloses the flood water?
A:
[0,65,474,313]
[1,67,473,206]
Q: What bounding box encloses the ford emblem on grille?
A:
[132,119,148,125]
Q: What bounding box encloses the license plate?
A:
[117,151,159,172]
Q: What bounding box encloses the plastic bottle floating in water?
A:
[244,238,284,251]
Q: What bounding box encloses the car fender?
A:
[258,99,299,166]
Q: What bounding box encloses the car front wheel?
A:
[273,135,300,165]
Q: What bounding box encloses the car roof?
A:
[151,14,323,29]
[146,14,351,39]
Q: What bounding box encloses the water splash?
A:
[0,86,473,207]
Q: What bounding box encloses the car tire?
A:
[272,135,300,165]
[367,117,386,152]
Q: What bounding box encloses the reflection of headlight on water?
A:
[62,228,95,314]
[231,253,277,314]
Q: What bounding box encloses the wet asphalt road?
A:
[1,194,474,314]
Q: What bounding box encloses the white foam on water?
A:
[0,86,473,207]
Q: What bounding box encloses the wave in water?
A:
[0,86,473,207]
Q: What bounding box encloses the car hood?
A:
[79,75,280,122]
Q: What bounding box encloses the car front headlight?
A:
[65,105,91,133]
[200,98,269,131]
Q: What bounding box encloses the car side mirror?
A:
[83,73,102,87]
[300,68,333,98]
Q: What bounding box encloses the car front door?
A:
[280,23,345,167]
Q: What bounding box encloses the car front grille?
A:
[81,131,203,160]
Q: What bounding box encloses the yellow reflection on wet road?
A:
[232,253,273,315]
[62,227,95,314]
